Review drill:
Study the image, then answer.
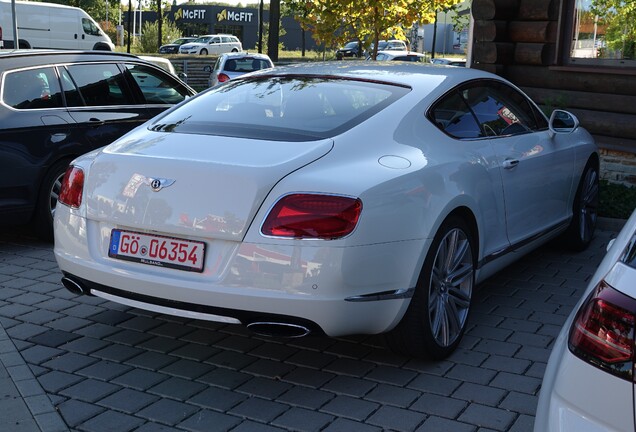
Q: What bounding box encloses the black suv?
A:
[0,50,196,239]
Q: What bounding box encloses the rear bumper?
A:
[54,209,427,337]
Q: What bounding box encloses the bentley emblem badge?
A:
[146,177,175,192]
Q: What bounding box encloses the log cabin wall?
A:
[471,0,636,185]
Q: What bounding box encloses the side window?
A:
[430,91,483,139]
[82,18,102,36]
[211,37,221,44]
[125,64,191,105]
[462,82,538,137]
[58,67,83,107]
[67,63,134,106]
[3,67,64,110]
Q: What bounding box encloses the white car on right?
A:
[535,209,636,432]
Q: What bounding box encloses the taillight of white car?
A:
[568,280,636,381]
[58,166,85,208]
[261,193,362,239]
[217,73,230,83]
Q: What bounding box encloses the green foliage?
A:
[135,19,182,53]
[600,180,636,219]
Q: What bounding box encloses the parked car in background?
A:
[336,41,362,59]
[431,58,467,67]
[0,0,114,50]
[535,209,636,432]
[373,50,427,62]
[366,39,408,57]
[179,34,242,55]
[158,37,196,54]
[54,62,598,360]
[0,50,196,240]
[205,52,273,87]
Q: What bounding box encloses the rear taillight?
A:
[217,73,230,83]
[569,280,636,381]
[261,194,362,239]
[58,166,84,208]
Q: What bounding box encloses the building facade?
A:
[471,0,636,184]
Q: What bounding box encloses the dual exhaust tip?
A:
[61,276,312,338]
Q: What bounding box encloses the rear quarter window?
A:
[3,67,64,110]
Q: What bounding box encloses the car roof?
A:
[244,61,498,93]
[220,52,271,60]
[0,49,147,70]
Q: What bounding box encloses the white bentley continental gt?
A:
[54,62,599,359]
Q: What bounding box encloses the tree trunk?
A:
[267,0,280,62]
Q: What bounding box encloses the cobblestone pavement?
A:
[0,226,617,432]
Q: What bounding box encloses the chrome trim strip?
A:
[345,288,415,302]
[477,219,569,269]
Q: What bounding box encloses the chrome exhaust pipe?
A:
[247,322,311,338]
[61,276,87,295]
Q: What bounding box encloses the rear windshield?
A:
[149,76,409,141]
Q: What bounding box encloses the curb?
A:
[0,322,68,432]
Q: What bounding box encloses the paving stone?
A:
[229,397,289,423]
[62,304,106,319]
[196,368,252,390]
[148,322,195,339]
[272,407,334,432]
[366,405,426,431]
[507,331,553,348]
[41,352,99,373]
[58,336,111,355]
[133,423,182,432]
[408,374,462,396]
[452,382,507,406]
[6,322,49,340]
[249,342,298,361]
[60,378,120,403]
[57,398,105,427]
[138,336,186,354]
[205,350,257,370]
[125,351,178,371]
[160,358,213,380]
[277,386,334,410]
[324,340,373,359]
[178,409,242,432]
[322,418,382,432]
[242,358,294,379]
[322,376,376,397]
[78,409,145,432]
[105,329,154,347]
[458,404,517,431]
[112,369,168,391]
[91,344,144,362]
[446,364,498,386]
[499,391,539,416]
[509,414,536,432]
[180,328,227,345]
[189,386,247,411]
[74,323,120,339]
[98,388,159,414]
[410,393,468,418]
[416,416,476,432]
[169,343,219,362]
[137,399,199,425]
[118,316,162,332]
[473,339,522,357]
[321,395,378,421]
[0,303,37,319]
[282,367,336,388]
[10,292,51,306]
[148,376,207,400]
[20,345,64,365]
[236,376,292,399]
[446,348,489,367]
[323,358,375,378]
[89,310,134,326]
[76,360,132,381]
[230,421,287,432]
[364,384,419,408]
[27,329,81,347]
[482,355,531,374]
[46,316,92,332]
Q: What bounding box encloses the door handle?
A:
[88,118,104,126]
[502,159,519,169]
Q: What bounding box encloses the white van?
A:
[0,0,114,50]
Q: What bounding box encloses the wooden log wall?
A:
[471,0,636,174]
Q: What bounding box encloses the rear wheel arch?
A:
[33,157,76,241]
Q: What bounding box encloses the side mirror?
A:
[203,65,211,72]
[178,72,188,81]
[549,109,579,134]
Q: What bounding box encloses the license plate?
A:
[109,229,205,272]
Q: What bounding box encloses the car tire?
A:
[561,159,599,251]
[34,159,71,241]
[200,49,208,55]
[232,48,239,52]
[386,216,475,359]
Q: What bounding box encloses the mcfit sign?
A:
[173,6,254,23]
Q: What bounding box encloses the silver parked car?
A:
[205,52,273,87]
[54,62,598,359]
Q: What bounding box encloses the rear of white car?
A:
[535,211,636,432]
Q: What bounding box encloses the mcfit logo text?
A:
[175,8,207,20]
[217,9,254,22]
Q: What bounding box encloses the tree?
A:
[589,0,636,59]
[291,0,462,59]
